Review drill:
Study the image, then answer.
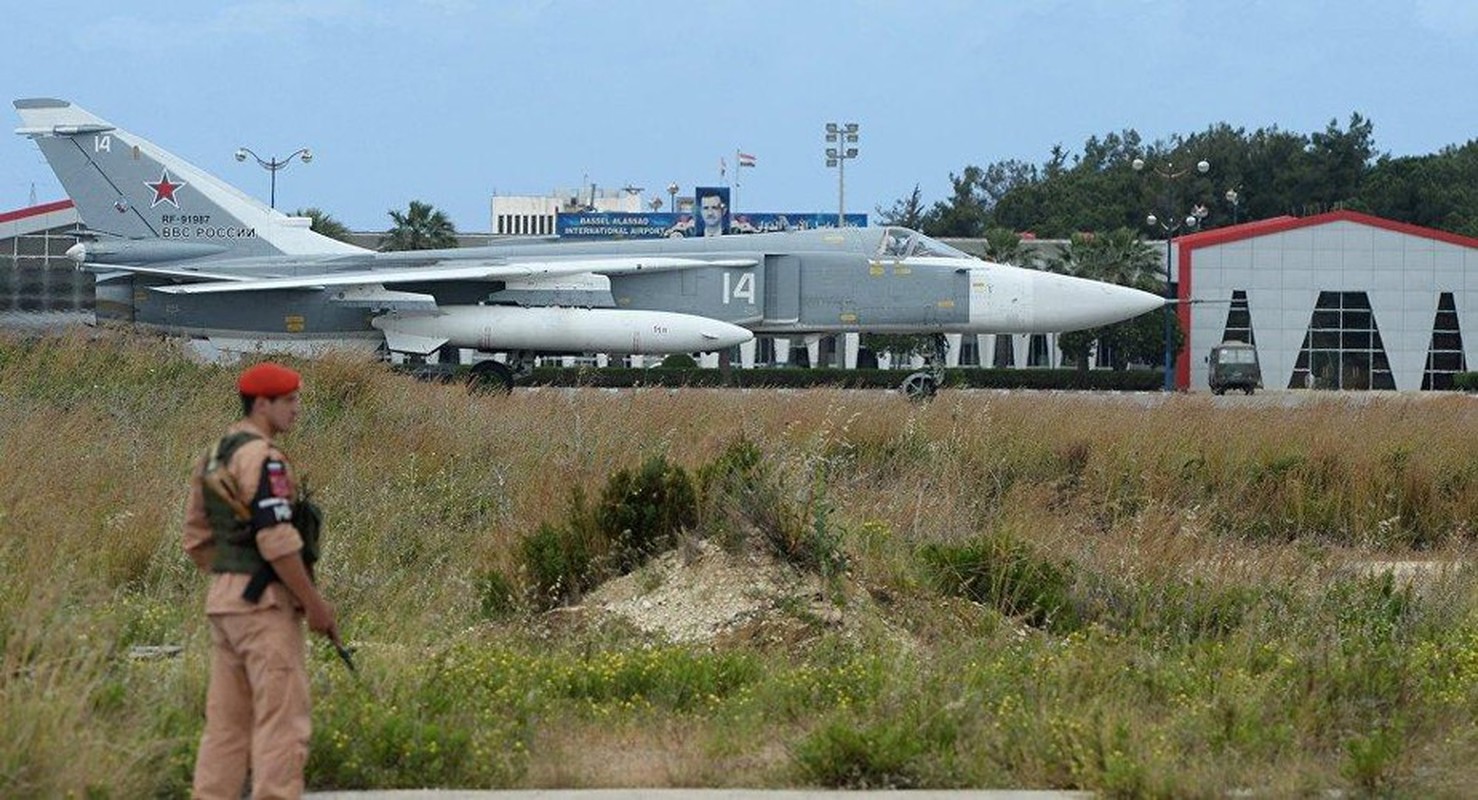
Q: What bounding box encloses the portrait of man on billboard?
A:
[695,187,729,237]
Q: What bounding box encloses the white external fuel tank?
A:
[372,305,753,355]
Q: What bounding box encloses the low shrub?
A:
[919,532,1078,631]
[660,353,698,369]
[1080,575,1267,642]
[514,456,696,608]
[696,436,766,550]
[517,521,595,608]
[476,569,519,620]
[698,438,847,576]
[596,455,697,573]
[792,710,959,789]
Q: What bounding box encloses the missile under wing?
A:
[14,97,1164,378]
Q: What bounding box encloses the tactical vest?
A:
[202,431,321,577]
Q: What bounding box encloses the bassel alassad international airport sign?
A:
[555,212,869,239]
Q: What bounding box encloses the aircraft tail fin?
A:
[14,98,364,261]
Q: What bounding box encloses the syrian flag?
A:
[738,151,757,168]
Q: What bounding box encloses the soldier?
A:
[183,361,337,800]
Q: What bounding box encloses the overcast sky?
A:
[4,0,1476,232]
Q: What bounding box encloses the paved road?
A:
[305,786,1093,792]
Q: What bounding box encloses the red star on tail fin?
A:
[145,169,185,208]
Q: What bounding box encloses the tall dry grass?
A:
[2,329,1476,795]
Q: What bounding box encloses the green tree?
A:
[993,133,1154,236]
[978,159,1038,210]
[1354,140,1478,236]
[977,114,1391,238]
[292,207,355,244]
[920,167,990,237]
[380,200,458,251]
[876,184,927,229]
[1304,113,1377,209]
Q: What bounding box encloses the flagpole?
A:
[733,148,740,212]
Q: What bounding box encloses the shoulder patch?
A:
[264,458,293,498]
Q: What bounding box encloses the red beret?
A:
[237,362,301,397]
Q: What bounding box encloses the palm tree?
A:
[380,200,458,251]
[1051,228,1170,371]
[292,207,355,244]
[1048,227,1160,288]
[982,226,1026,265]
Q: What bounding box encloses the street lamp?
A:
[1225,187,1241,225]
[667,182,679,213]
[234,146,312,210]
[1133,156,1209,392]
[824,122,860,226]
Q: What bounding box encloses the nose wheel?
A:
[898,333,947,400]
[899,371,938,400]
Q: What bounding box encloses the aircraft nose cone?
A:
[1036,271,1167,331]
[1119,284,1170,317]
[65,242,87,264]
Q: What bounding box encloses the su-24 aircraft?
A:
[15,98,1165,390]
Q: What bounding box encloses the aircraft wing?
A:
[151,256,758,295]
[80,263,253,282]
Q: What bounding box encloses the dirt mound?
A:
[578,539,845,644]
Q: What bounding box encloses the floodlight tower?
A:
[824,122,860,226]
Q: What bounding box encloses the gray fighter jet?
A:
[15,98,1164,390]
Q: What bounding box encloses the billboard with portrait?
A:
[694,186,730,237]
[556,207,867,240]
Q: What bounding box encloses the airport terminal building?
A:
[1174,210,1474,391]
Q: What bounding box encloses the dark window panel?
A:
[1433,331,1464,351]
[1343,309,1372,330]
[1312,331,1341,349]
[1312,310,1340,328]
[1431,351,1466,371]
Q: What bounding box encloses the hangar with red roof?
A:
[1171,210,1473,391]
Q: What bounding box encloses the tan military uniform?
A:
[184,419,310,800]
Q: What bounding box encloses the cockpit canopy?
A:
[876,227,974,260]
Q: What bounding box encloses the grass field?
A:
[2,330,1475,798]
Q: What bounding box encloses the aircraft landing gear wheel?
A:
[1244,386,1255,395]
[900,371,938,401]
[467,360,514,395]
